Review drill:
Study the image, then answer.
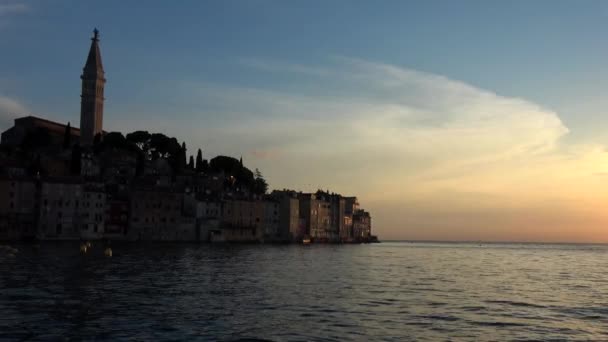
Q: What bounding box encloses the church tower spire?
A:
[80,28,105,145]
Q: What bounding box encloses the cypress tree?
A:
[188,155,194,170]
[195,149,203,172]
[63,122,71,149]
[180,142,187,168]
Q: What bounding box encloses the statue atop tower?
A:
[80,28,105,145]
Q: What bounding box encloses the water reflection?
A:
[1,242,608,340]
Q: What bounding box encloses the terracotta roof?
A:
[15,116,80,135]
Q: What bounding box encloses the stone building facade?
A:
[0,178,37,240]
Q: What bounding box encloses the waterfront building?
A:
[104,197,129,238]
[342,196,359,241]
[79,182,106,240]
[0,29,375,244]
[0,178,37,240]
[129,187,184,241]
[353,209,372,240]
[298,193,317,240]
[38,179,82,239]
[218,199,264,242]
[196,199,222,242]
[37,179,107,240]
[270,190,301,241]
[261,199,280,241]
[301,192,332,242]
[329,194,345,242]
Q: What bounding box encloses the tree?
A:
[209,156,255,190]
[70,144,82,175]
[149,133,180,160]
[195,149,203,172]
[103,132,127,148]
[188,155,194,170]
[63,122,71,149]
[126,130,151,156]
[253,168,268,195]
[180,142,187,168]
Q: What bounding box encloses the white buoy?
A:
[80,244,88,254]
[104,247,112,257]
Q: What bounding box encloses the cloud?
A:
[0,95,27,125]
[178,58,570,196]
[115,57,608,241]
[250,148,282,160]
[0,2,29,28]
[239,58,334,77]
[0,2,28,16]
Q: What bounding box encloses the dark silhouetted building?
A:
[1,116,80,146]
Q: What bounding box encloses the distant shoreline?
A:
[380,240,608,245]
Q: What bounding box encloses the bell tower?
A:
[80,28,105,145]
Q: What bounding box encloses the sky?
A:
[2,0,608,242]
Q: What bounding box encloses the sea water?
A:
[1,242,607,340]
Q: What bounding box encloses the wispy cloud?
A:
[239,58,334,77]
[0,1,29,28]
[186,57,570,186]
[0,95,27,125]
[113,57,608,241]
[0,2,28,16]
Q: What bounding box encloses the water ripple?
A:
[2,242,608,340]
